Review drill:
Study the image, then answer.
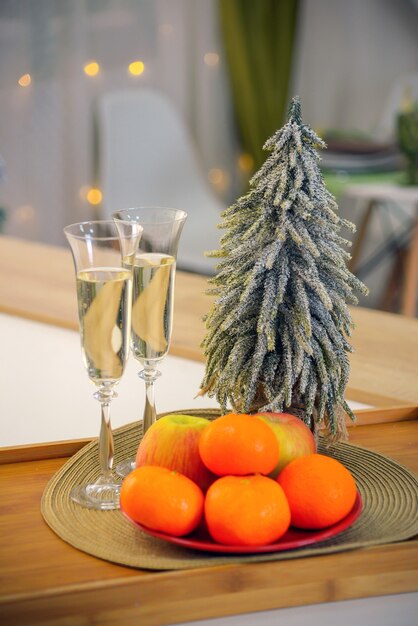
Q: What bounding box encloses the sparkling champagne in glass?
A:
[113,208,187,477]
[64,220,142,509]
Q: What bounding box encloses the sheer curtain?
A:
[0,0,239,246]
[219,0,299,171]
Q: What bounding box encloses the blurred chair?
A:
[97,88,224,274]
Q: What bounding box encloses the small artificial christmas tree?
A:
[200,97,368,439]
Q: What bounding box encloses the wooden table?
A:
[0,235,417,625]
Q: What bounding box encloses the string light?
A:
[204,53,219,67]
[18,74,31,87]
[238,153,254,174]
[86,188,103,205]
[129,61,145,76]
[208,168,229,192]
[14,205,34,222]
[159,23,173,35]
[83,61,100,77]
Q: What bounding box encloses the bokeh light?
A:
[14,205,35,222]
[18,74,31,87]
[83,61,100,77]
[159,23,173,35]
[86,188,103,205]
[129,61,145,76]
[204,53,219,67]
[208,168,229,192]
[238,153,255,174]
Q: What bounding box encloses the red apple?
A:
[256,412,316,478]
[136,414,216,491]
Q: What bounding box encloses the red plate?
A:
[123,491,362,554]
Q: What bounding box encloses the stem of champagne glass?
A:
[93,385,117,481]
[138,365,161,434]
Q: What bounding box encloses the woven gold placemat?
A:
[41,409,418,571]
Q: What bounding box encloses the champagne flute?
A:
[64,219,142,509]
[112,207,187,477]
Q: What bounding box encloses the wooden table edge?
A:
[1,406,417,465]
[1,541,417,625]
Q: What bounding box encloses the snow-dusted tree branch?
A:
[200,97,368,439]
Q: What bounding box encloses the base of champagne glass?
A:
[70,479,121,510]
[115,457,136,478]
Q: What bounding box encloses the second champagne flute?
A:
[113,207,187,477]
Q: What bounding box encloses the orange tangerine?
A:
[120,465,204,536]
[204,474,291,546]
[278,453,357,529]
[198,413,279,476]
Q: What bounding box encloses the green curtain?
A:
[219,0,299,172]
